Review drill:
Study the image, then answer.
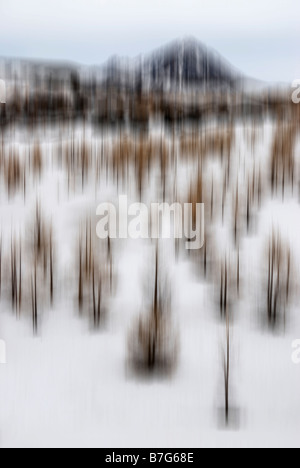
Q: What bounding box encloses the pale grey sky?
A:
[0,0,299,82]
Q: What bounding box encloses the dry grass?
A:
[128,246,178,375]
[77,216,113,327]
[270,123,296,197]
[266,230,292,328]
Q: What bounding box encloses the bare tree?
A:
[223,306,230,424]
[266,231,292,328]
[128,245,178,374]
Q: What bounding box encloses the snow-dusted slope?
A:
[0,119,300,448]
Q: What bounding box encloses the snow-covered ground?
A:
[0,120,300,448]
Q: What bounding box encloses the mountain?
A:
[100,37,243,92]
[1,38,266,93]
[140,37,241,91]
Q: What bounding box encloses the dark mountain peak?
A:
[159,36,207,56]
[144,37,241,90]
[100,37,243,91]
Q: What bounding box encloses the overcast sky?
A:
[0,0,299,82]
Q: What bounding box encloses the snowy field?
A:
[0,120,300,448]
